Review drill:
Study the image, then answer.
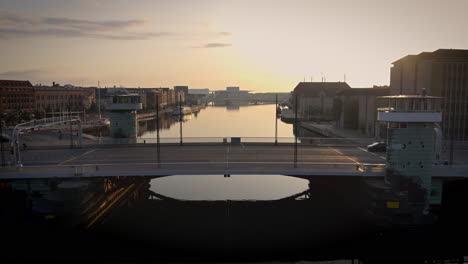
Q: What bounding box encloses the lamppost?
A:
[294,95,298,168]
[275,93,278,145]
[69,97,73,149]
[156,95,161,167]
[179,94,183,146]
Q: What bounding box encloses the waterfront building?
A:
[293,82,351,121]
[0,80,35,113]
[174,86,189,96]
[187,89,210,105]
[213,86,250,105]
[390,49,468,141]
[188,89,209,95]
[34,83,95,112]
[336,86,389,138]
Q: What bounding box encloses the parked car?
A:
[367,142,386,152]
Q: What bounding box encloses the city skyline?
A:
[1,0,468,92]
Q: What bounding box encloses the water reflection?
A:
[150,175,309,201]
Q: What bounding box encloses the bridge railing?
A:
[0,162,386,179]
[74,136,374,147]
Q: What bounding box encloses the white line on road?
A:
[328,147,360,164]
[357,147,386,160]
[58,149,97,165]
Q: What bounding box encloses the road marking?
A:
[58,149,97,165]
[357,147,386,160]
[328,147,360,164]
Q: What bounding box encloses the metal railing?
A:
[0,162,386,179]
[35,136,376,146]
[10,116,82,166]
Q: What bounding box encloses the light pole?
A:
[69,97,73,149]
[275,93,278,145]
[294,95,298,168]
[179,94,183,146]
[156,95,161,167]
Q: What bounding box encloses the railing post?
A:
[179,94,183,146]
[156,95,161,167]
[77,120,83,148]
[275,93,278,146]
[69,98,73,149]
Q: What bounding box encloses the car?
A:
[367,142,386,152]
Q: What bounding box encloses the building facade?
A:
[390,49,468,140]
[213,87,250,105]
[34,84,95,112]
[174,86,189,96]
[293,82,351,121]
[336,86,389,138]
[0,80,35,113]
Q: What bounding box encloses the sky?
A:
[0,0,467,92]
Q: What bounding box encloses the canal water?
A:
[138,104,295,138]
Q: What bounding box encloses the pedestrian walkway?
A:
[300,121,377,145]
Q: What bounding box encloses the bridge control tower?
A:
[377,94,443,218]
[106,94,142,139]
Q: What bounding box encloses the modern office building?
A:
[390,49,468,140]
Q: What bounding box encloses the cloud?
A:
[203,43,232,48]
[0,27,170,40]
[0,10,231,41]
[42,17,145,31]
[0,10,165,40]
[191,43,233,48]
[0,69,46,80]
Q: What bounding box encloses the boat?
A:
[172,106,192,115]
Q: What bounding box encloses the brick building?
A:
[0,80,35,113]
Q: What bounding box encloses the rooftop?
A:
[0,80,33,87]
[294,82,351,96]
[338,87,389,96]
[392,49,468,64]
[379,95,443,99]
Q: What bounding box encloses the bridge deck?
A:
[0,143,465,179]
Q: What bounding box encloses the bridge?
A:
[0,138,466,180]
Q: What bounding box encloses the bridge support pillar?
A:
[77,120,83,148]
